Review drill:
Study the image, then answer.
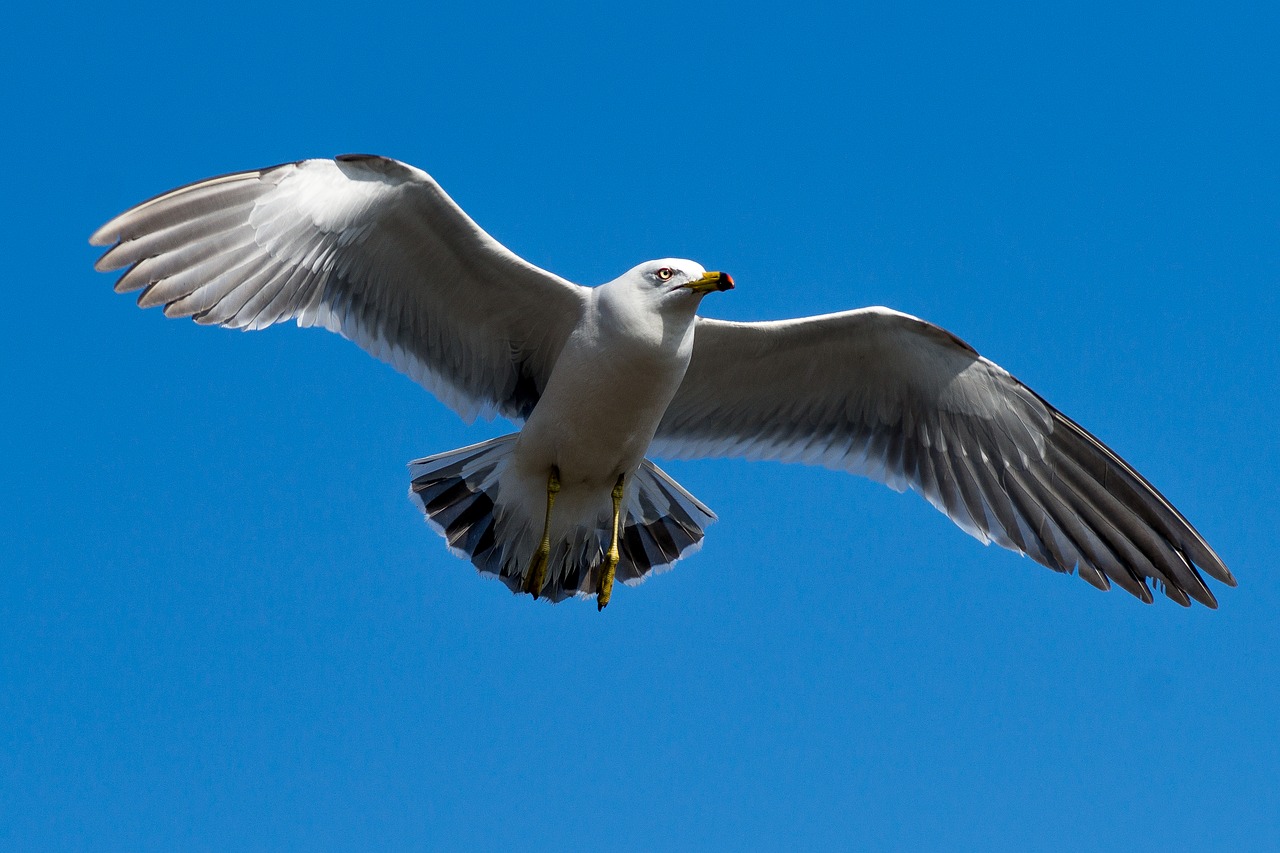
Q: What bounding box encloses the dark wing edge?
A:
[653,308,1234,607]
[90,154,588,422]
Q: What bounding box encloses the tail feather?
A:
[408,437,716,603]
[617,463,716,585]
[408,435,518,587]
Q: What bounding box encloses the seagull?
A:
[90,154,1235,610]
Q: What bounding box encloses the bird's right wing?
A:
[91,155,589,421]
[653,307,1234,606]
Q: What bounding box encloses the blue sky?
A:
[4,1,1279,849]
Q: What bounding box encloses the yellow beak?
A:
[682,271,735,294]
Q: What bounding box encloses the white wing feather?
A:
[654,307,1234,606]
[91,155,589,421]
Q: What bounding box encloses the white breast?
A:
[513,282,698,488]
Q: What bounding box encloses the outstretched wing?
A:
[91,155,589,421]
[653,307,1234,606]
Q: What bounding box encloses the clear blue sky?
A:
[4,2,1278,850]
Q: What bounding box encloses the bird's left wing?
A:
[91,155,589,421]
[652,307,1234,606]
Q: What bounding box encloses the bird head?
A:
[616,259,734,308]
[596,259,734,348]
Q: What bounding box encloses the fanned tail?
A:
[618,462,718,585]
[408,438,716,604]
[408,435,515,576]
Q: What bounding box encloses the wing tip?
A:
[87,161,289,251]
[1084,564,1226,609]
[1202,553,1237,588]
[94,252,123,272]
[88,222,119,248]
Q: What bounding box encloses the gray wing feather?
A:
[91,155,589,421]
[653,307,1234,606]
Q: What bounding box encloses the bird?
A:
[89,153,1234,610]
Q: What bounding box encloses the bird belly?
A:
[504,332,686,538]
[513,345,685,489]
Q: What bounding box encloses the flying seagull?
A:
[90,154,1234,610]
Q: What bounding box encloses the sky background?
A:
[4,1,1279,850]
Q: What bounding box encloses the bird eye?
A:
[656,268,674,281]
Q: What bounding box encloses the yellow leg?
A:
[523,466,561,599]
[597,475,625,611]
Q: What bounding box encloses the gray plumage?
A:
[91,154,1234,607]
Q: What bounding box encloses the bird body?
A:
[516,266,703,494]
[91,154,1234,609]
[485,261,719,599]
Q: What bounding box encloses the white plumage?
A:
[90,154,1234,608]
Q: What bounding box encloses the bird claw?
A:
[597,475,625,611]
[524,466,560,600]
[524,548,549,599]
[597,549,618,610]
